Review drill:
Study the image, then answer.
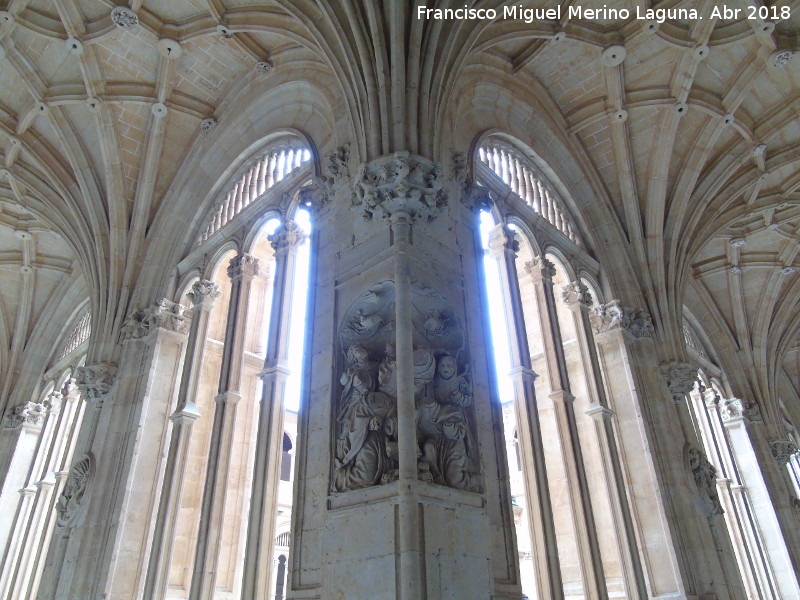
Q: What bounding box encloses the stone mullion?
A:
[487,224,562,600]
[190,254,259,600]
[562,284,648,599]
[241,221,303,600]
[145,280,221,600]
[525,259,607,600]
[25,384,81,599]
[5,389,69,600]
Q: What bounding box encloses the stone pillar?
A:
[522,258,606,599]
[561,281,648,598]
[487,224,562,600]
[190,253,259,600]
[288,152,523,600]
[144,280,221,599]
[241,220,306,599]
[589,301,745,600]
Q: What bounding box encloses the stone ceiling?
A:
[0,0,797,430]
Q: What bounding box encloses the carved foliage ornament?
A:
[589,300,654,339]
[769,439,799,465]
[75,363,117,403]
[227,253,259,281]
[561,281,592,307]
[660,361,698,403]
[56,455,93,526]
[487,225,519,256]
[110,6,138,29]
[720,398,761,423]
[332,281,482,494]
[353,151,447,221]
[120,299,189,341]
[269,220,307,251]
[187,279,222,306]
[2,401,46,429]
[688,446,724,517]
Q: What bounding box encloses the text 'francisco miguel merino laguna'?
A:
[417,4,791,23]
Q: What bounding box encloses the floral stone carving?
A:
[75,363,117,403]
[332,281,482,493]
[353,151,447,221]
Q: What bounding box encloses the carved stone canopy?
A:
[590,300,654,340]
[353,151,447,222]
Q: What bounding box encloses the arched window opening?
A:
[478,142,579,245]
[197,140,312,245]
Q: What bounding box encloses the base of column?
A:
[307,481,504,600]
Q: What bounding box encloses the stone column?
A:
[523,257,606,599]
[190,253,259,600]
[145,280,221,599]
[241,221,306,599]
[288,152,523,600]
[589,301,746,600]
[561,281,647,598]
[487,224,562,600]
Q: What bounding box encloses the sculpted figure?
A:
[417,353,480,492]
[333,345,397,491]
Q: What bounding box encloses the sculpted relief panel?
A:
[332,281,482,494]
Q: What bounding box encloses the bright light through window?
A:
[284,208,311,412]
[479,211,515,404]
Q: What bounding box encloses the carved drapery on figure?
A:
[332,281,482,493]
[687,446,724,517]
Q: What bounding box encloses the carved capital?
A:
[75,363,117,403]
[688,445,724,517]
[524,256,556,281]
[769,439,799,465]
[3,401,46,429]
[720,398,762,423]
[660,361,698,403]
[227,253,260,282]
[120,299,189,341]
[589,300,654,340]
[187,279,222,307]
[561,280,592,307]
[353,151,447,222]
[461,182,493,213]
[269,220,307,252]
[487,224,519,257]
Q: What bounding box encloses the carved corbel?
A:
[660,361,699,403]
